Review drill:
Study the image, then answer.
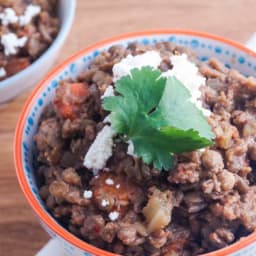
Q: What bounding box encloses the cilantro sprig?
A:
[103,67,214,171]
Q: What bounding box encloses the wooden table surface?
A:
[1,0,256,255]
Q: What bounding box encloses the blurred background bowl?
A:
[0,0,76,104]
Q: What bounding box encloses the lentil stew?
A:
[34,41,256,256]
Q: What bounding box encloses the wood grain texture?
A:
[1,0,256,255]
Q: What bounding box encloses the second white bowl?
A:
[0,0,76,103]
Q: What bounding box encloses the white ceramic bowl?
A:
[0,0,76,103]
[14,30,256,256]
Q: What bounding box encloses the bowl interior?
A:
[15,31,256,255]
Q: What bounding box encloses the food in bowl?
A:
[34,41,256,256]
[0,0,59,80]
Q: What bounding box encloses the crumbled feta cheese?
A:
[1,33,27,56]
[109,211,119,221]
[162,53,211,117]
[127,140,136,157]
[103,115,111,124]
[19,4,41,26]
[113,50,162,82]
[101,85,115,99]
[83,125,116,172]
[0,67,6,78]
[116,184,120,189]
[105,178,114,185]
[0,5,41,27]
[83,190,93,199]
[103,167,110,172]
[0,8,18,25]
[101,199,110,207]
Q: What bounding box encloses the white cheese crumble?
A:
[162,53,211,117]
[1,33,27,56]
[103,167,110,172]
[101,85,115,99]
[83,190,93,199]
[108,211,119,221]
[112,50,162,82]
[0,5,41,27]
[103,115,111,124]
[83,125,116,171]
[0,67,6,78]
[127,140,136,157]
[105,178,114,185]
[101,199,110,207]
[0,8,18,25]
[19,4,41,26]
[116,184,120,189]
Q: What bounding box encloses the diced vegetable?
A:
[91,173,140,215]
[5,57,30,76]
[53,82,90,120]
[143,188,173,233]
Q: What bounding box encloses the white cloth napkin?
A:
[36,238,65,256]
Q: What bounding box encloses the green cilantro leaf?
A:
[103,67,214,171]
[150,76,215,140]
[104,67,166,135]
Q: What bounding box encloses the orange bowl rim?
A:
[14,29,256,256]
